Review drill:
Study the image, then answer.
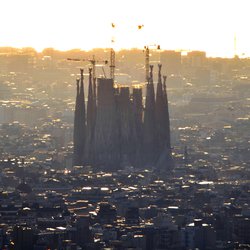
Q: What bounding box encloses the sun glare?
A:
[0,0,249,57]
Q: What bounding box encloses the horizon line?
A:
[0,45,246,59]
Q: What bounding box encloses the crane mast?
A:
[144,44,161,83]
[110,48,115,80]
[144,46,150,82]
[110,23,116,81]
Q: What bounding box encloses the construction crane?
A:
[67,56,108,81]
[109,23,144,81]
[143,44,161,82]
[110,48,115,80]
[135,24,161,82]
[110,23,116,80]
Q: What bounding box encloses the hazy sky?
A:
[0,0,249,57]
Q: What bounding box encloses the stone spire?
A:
[155,64,166,153]
[143,65,157,166]
[93,76,97,127]
[78,69,86,164]
[132,87,143,167]
[73,78,82,165]
[163,75,171,149]
[156,75,174,170]
[85,68,95,164]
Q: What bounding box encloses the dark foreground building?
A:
[73,64,174,170]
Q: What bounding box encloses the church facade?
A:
[73,64,174,170]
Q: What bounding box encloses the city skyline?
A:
[1,0,250,57]
[0,6,250,247]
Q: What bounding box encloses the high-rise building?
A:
[160,50,181,75]
[187,51,207,68]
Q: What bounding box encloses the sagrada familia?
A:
[73,64,174,170]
